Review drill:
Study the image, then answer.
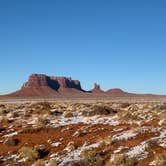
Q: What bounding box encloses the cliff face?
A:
[22,74,50,88]
[50,76,82,92]
[8,74,84,97]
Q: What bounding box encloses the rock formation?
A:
[106,88,126,94]
[91,83,105,94]
[8,74,85,97]
[4,73,131,97]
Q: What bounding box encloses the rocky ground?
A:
[0,101,165,166]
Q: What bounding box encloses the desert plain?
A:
[0,96,166,166]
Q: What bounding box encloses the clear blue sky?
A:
[0,0,166,94]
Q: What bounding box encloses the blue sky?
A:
[0,0,166,94]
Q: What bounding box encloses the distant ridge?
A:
[2,73,162,97]
[106,88,126,94]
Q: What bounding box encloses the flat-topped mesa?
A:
[91,83,105,93]
[22,74,82,90]
[9,74,85,97]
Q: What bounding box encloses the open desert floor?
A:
[0,97,166,166]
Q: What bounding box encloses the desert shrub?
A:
[107,154,136,166]
[0,104,5,109]
[0,109,6,116]
[97,139,111,149]
[120,103,130,108]
[83,105,117,116]
[153,152,166,166]
[63,111,74,118]
[49,159,57,166]
[19,126,50,134]
[65,141,78,152]
[147,139,158,149]
[73,129,86,137]
[73,126,92,137]
[80,148,97,159]
[118,111,140,120]
[34,117,49,127]
[102,137,113,146]
[34,159,45,166]
[155,103,166,110]
[159,119,166,126]
[27,102,51,114]
[19,146,39,162]
[128,104,139,112]
[0,115,9,123]
[20,127,42,134]
[6,112,19,119]
[80,148,104,166]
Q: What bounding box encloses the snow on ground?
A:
[57,142,101,166]
[126,140,149,160]
[126,129,166,160]
[157,129,166,148]
[51,142,61,147]
[112,130,138,142]
[113,146,129,154]
[3,131,18,138]
[49,115,120,128]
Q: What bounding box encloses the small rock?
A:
[3,137,19,146]
[35,145,49,158]
[51,142,61,147]
[51,110,63,116]
[0,127,5,133]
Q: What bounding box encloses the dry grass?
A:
[19,146,39,162]
[48,159,57,166]
[80,148,104,166]
[34,159,45,166]
[106,154,137,166]
[152,152,166,166]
